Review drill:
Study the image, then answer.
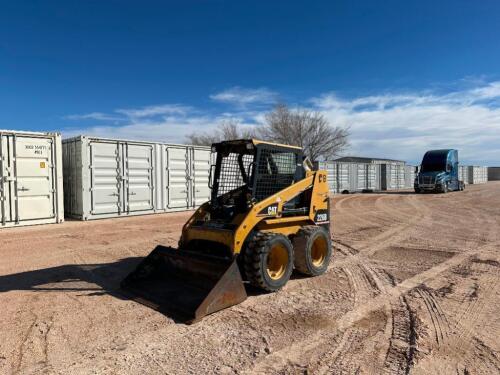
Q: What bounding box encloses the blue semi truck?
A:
[414,149,465,193]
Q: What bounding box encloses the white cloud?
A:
[63,112,123,121]
[115,104,191,118]
[62,82,500,165]
[210,87,277,106]
[312,85,500,165]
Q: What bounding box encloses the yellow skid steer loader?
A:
[122,139,331,323]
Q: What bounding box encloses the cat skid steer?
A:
[122,139,331,323]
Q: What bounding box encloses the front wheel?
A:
[243,232,294,292]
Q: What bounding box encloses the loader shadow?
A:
[0,257,144,297]
[0,256,286,323]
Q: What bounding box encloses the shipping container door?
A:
[191,148,211,207]
[14,136,55,221]
[338,163,350,192]
[125,144,154,212]
[326,163,337,193]
[90,142,121,215]
[367,165,377,190]
[357,164,366,190]
[330,163,338,193]
[166,146,190,209]
[400,166,406,189]
[0,134,10,224]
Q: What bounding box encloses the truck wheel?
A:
[442,183,448,194]
[293,226,332,276]
[415,188,421,194]
[244,232,294,292]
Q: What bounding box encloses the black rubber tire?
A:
[293,226,332,276]
[243,232,294,292]
[414,188,421,194]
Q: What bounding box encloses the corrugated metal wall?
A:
[1,130,64,228]
[63,136,211,220]
[405,166,416,188]
[316,161,383,193]
[381,163,406,190]
[459,165,469,184]
[467,166,488,184]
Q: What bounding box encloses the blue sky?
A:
[1,1,500,165]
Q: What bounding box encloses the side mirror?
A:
[446,164,452,172]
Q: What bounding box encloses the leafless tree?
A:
[186,119,256,146]
[258,104,349,161]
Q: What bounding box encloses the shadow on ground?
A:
[0,257,143,295]
[0,255,296,323]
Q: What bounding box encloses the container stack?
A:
[63,135,212,220]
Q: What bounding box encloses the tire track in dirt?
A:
[412,256,500,374]
[244,241,497,375]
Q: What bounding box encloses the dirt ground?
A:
[1,183,499,375]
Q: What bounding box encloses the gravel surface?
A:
[1,183,499,374]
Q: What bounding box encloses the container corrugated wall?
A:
[63,136,211,220]
[467,166,488,184]
[404,166,416,188]
[1,130,64,228]
[459,165,469,184]
[488,167,500,181]
[316,161,338,193]
[381,163,406,190]
[355,163,381,191]
[316,161,381,193]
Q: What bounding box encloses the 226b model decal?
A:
[314,209,329,223]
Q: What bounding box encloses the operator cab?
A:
[209,139,307,221]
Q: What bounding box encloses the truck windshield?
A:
[421,153,446,172]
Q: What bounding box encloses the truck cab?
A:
[415,149,465,193]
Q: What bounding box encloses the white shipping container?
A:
[0,130,64,228]
[355,163,381,191]
[381,163,406,190]
[467,166,488,184]
[316,161,381,193]
[63,136,211,220]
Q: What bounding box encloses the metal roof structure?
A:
[334,156,406,164]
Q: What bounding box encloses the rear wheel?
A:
[293,226,332,276]
[244,232,294,292]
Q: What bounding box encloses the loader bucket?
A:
[121,245,247,323]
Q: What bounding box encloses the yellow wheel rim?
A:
[266,243,289,280]
[311,236,328,267]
